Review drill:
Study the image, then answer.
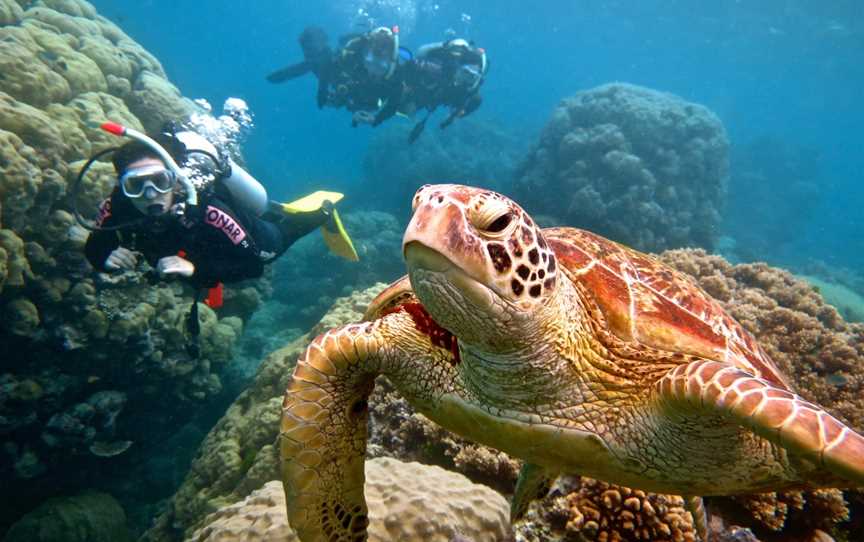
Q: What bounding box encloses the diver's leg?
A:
[266,203,329,247]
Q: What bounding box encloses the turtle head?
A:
[403,184,559,350]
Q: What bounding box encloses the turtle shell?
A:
[544,227,790,389]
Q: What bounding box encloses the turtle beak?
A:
[403,242,451,273]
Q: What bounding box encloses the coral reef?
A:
[514,83,729,252]
[0,0,263,535]
[190,458,511,542]
[367,377,521,495]
[3,490,132,542]
[143,285,388,541]
[515,476,697,542]
[361,116,527,218]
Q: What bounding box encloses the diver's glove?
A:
[351,110,376,127]
[156,255,195,278]
[104,247,139,271]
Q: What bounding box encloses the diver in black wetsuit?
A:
[401,38,488,142]
[83,127,358,288]
[267,26,406,128]
[266,26,336,109]
[80,124,358,357]
[266,28,488,141]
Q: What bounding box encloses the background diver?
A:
[401,38,488,143]
[77,122,358,355]
[267,26,419,130]
[266,26,335,109]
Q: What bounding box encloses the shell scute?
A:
[544,227,789,388]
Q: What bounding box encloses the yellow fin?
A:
[280,191,345,214]
[322,208,359,262]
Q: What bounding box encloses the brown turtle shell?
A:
[544,227,791,389]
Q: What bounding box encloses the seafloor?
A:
[0,1,862,542]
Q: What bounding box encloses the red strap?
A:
[204,283,224,309]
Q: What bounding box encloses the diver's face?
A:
[364,38,393,78]
[123,157,176,217]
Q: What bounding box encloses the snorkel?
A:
[100,122,198,207]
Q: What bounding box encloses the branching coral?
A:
[540,477,697,542]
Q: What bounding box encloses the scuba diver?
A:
[333,26,406,127]
[401,38,488,143]
[266,26,335,109]
[76,122,358,356]
[267,26,408,128]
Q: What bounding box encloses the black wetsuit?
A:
[85,188,322,288]
[403,45,484,126]
[326,35,404,126]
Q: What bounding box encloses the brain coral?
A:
[4,490,132,542]
[190,458,511,542]
[514,83,729,252]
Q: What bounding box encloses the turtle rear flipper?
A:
[511,462,557,522]
[657,360,864,487]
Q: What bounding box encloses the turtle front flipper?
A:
[511,462,557,522]
[280,324,379,541]
[656,360,864,487]
[281,303,461,542]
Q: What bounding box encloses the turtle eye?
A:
[485,213,513,233]
[470,194,517,237]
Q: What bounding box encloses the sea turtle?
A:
[280,184,864,542]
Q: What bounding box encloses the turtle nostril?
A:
[485,213,513,233]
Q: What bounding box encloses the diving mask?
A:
[455,64,482,88]
[363,50,393,78]
[119,164,177,198]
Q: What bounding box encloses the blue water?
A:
[92,0,864,269]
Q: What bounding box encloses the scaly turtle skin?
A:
[280,184,864,542]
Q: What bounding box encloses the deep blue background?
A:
[92,0,864,269]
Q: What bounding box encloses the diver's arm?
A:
[266,61,313,83]
[84,229,122,271]
[440,93,482,129]
[462,92,482,117]
[372,86,402,127]
[84,198,125,270]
